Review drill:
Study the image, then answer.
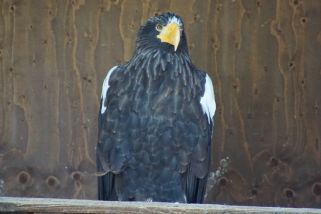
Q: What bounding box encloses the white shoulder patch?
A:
[100,66,117,114]
[200,74,216,123]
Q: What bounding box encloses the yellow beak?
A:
[157,23,180,51]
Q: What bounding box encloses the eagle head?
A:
[136,12,188,53]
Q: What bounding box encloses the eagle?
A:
[96,12,216,203]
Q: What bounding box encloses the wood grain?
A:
[0,0,321,208]
[1,196,321,214]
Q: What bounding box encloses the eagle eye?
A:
[155,24,163,32]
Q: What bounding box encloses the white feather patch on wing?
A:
[200,74,216,123]
[100,66,117,114]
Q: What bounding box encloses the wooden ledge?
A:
[0,197,320,213]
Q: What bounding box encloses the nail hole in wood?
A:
[270,157,279,167]
[312,183,321,196]
[283,188,295,199]
[10,5,15,12]
[46,176,60,189]
[301,17,307,24]
[219,177,228,187]
[71,171,82,181]
[17,171,31,185]
[251,188,258,196]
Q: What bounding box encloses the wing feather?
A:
[182,72,215,203]
[97,66,119,200]
[200,74,216,123]
[100,66,118,114]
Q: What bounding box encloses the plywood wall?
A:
[0,0,320,207]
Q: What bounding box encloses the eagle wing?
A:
[97,66,120,200]
[181,73,216,203]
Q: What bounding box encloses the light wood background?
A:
[0,0,320,208]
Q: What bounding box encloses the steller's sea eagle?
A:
[96,12,216,203]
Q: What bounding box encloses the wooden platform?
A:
[0,197,320,213]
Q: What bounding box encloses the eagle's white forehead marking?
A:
[168,16,182,26]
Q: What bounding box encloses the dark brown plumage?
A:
[96,12,216,203]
